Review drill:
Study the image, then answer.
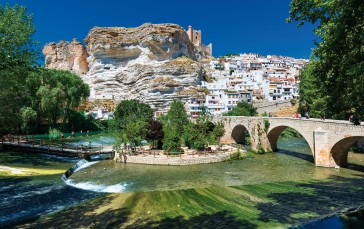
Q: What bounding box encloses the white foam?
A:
[8,186,57,200]
[74,161,99,172]
[65,179,129,193]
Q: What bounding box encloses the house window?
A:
[228,101,231,104]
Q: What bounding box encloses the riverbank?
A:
[114,150,235,165]
[0,165,65,176]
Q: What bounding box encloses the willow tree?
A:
[33,69,90,127]
[288,0,364,122]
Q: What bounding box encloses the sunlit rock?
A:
[43,38,88,75]
[43,23,205,112]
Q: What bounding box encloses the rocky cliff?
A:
[43,38,88,75]
[43,23,205,112]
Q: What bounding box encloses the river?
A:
[1,136,364,228]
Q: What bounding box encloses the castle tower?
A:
[187,25,202,47]
[186,25,212,57]
[187,25,194,43]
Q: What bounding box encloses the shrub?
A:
[49,128,62,140]
[228,149,245,160]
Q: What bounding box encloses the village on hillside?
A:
[187,53,308,118]
[83,25,308,119]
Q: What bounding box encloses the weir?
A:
[62,159,90,181]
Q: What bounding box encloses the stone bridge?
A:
[214,116,364,168]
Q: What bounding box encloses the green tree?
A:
[223,101,258,116]
[114,99,153,128]
[165,99,189,136]
[0,4,36,134]
[0,4,36,65]
[160,99,189,152]
[298,60,327,118]
[30,68,90,128]
[162,120,182,152]
[0,4,91,134]
[113,100,153,150]
[212,121,225,145]
[288,0,364,122]
[116,119,148,152]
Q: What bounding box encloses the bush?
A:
[49,128,62,140]
[227,149,245,160]
[249,148,272,154]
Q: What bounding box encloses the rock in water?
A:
[43,23,205,112]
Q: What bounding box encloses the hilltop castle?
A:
[186,25,213,57]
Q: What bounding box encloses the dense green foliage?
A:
[160,100,188,152]
[288,0,364,123]
[280,127,303,139]
[0,4,36,65]
[113,99,153,149]
[0,4,91,135]
[223,101,258,116]
[183,106,225,150]
[227,148,245,160]
[158,102,225,152]
[114,99,153,126]
[30,69,90,127]
[0,4,36,134]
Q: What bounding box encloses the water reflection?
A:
[68,137,364,193]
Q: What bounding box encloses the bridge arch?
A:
[267,125,313,155]
[330,136,364,167]
[231,124,251,145]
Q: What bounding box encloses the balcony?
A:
[283,85,292,89]
[207,103,225,108]
[188,103,205,109]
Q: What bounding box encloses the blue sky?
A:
[2,0,316,61]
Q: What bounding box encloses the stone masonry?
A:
[114,153,233,165]
[215,116,364,168]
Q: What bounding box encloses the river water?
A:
[1,136,364,228]
[67,137,364,193]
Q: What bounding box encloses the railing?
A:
[1,135,109,158]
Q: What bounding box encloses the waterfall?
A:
[62,159,89,181]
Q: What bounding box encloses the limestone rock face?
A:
[85,56,204,111]
[42,38,88,75]
[84,23,196,63]
[43,23,204,112]
[83,23,203,111]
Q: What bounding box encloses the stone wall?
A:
[254,100,292,114]
[115,153,232,165]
